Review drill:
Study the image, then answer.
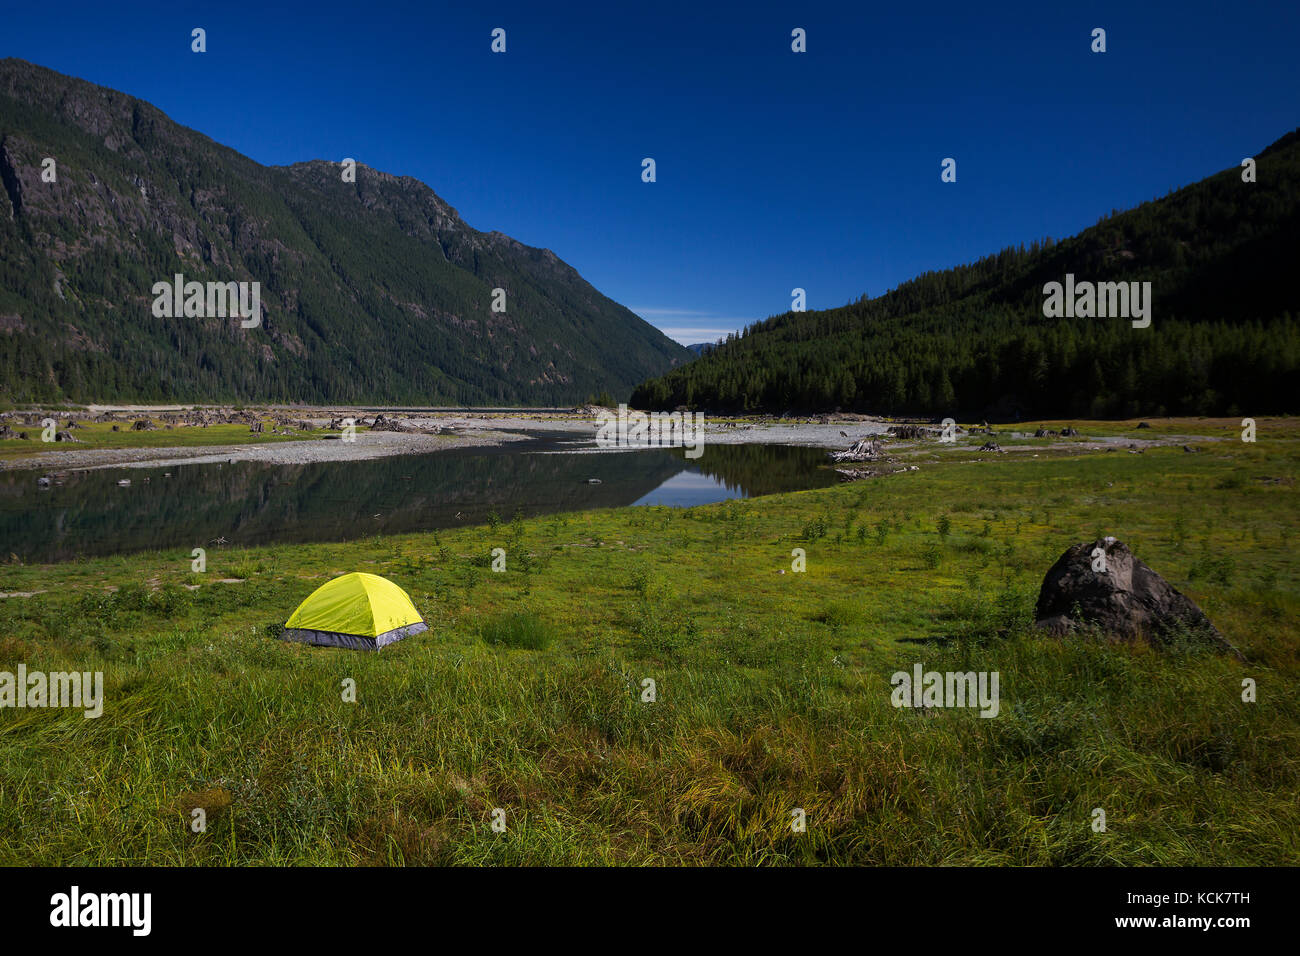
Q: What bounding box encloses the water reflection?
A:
[0,437,835,562]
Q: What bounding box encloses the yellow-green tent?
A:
[282,572,426,650]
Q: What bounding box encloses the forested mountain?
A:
[0,59,690,405]
[633,131,1300,419]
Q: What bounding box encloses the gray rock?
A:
[1034,538,1243,659]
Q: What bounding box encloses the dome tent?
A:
[281,572,426,650]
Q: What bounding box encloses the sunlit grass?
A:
[0,422,1296,864]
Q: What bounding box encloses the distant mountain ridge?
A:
[0,58,690,404]
[633,131,1300,419]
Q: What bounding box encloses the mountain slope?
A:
[0,58,690,404]
[632,131,1300,419]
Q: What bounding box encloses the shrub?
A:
[1189,553,1236,587]
[814,600,859,630]
[477,612,555,650]
[920,542,943,570]
[629,565,652,597]
[801,514,828,541]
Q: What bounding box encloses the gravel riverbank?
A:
[1,406,1216,473]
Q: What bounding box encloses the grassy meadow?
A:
[0,418,1297,865]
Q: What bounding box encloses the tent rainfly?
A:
[281,572,427,650]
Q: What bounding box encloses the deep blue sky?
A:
[4,1,1297,344]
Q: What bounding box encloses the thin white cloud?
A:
[633,307,754,345]
[656,326,744,345]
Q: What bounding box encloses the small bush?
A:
[477,612,554,650]
[920,542,943,570]
[953,537,995,557]
[629,565,652,597]
[231,555,263,578]
[801,514,829,541]
[1188,553,1236,587]
[814,600,859,630]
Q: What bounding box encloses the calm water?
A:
[0,436,836,562]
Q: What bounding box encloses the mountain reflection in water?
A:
[0,437,836,562]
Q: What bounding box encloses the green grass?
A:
[0,420,1296,864]
[477,612,556,651]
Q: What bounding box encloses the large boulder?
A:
[1034,537,1243,659]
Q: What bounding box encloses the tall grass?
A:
[0,431,1296,864]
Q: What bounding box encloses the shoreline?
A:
[0,426,543,473]
[0,406,1249,473]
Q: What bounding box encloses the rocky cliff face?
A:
[0,58,689,404]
